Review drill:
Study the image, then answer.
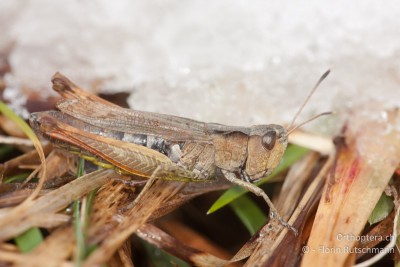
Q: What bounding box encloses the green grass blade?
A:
[142,240,191,267]
[0,145,15,161]
[72,158,99,261]
[3,172,31,183]
[73,199,84,266]
[368,193,394,225]
[73,158,86,266]
[14,227,43,253]
[85,189,97,225]
[230,195,267,235]
[207,144,309,214]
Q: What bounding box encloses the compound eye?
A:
[262,131,276,150]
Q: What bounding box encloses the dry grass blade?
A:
[289,131,333,155]
[86,178,139,244]
[0,169,113,242]
[137,224,231,267]
[83,180,184,266]
[276,152,322,218]
[356,210,395,260]
[157,219,237,263]
[0,135,34,147]
[109,241,134,267]
[245,152,333,266]
[356,211,395,260]
[302,107,400,267]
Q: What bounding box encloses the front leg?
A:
[221,169,297,235]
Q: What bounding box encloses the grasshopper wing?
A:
[56,98,211,142]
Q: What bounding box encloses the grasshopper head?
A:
[243,70,331,182]
[245,124,288,181]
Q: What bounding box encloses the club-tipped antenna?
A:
[287,70,330,132]
[287,111,332,135]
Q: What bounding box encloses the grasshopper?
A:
[30,71,330,234]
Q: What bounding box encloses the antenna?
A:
[287,111,332,135]
[287,70,330,132]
